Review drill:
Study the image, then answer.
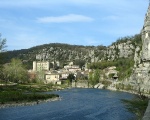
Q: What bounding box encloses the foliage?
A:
[36,70,45,84]
[0,84,61,104]
[0,91,59,104]
[0,34,7,80]
[101,80,112,87]
[67,73,75,82]
[88,69,100,87]
[3,58,28,83]
[74,59,85,68]
[111,34,142,47]
[0,43,107,68]
[121,97,149,120]
[88,58,134,80]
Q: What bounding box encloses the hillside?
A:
[0,34,141,70]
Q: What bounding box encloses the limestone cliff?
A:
[33,40,137,63]
[129,5,150,94]
[104,39,136,60]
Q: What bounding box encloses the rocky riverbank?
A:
[0,97,61,109]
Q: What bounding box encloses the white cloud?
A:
[37,14,94,23]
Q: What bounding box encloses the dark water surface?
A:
[0,88,136,120]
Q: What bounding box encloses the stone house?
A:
[45,73,60,84]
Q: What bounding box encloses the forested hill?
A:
[1,34,141,69]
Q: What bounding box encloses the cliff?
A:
[129,5,150,94]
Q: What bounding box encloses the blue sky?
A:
[0,0,149,50]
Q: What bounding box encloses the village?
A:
[28,58,118,88]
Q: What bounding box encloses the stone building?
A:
[33,61,50,71]
[45,73,60,84]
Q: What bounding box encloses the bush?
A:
[121,97,149,120]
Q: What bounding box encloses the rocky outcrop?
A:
[34,38,139,66]
[129,5,150,94]
[105,40,135,60]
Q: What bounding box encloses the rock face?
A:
[141,5,150,61]
[129,4,150,94]
[105,40,135,60]
[6,40,138,66]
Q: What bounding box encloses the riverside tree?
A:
[0,34,7,81]
[3,58,28,83]
[88,69,100,87]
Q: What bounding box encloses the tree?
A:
[0,34,7,81]
[67,73,75,83]
[36,70,45,84]
[88,71,94,87]
[74,59,85,68]
[0,33,6,53]
[93,69,100,83]
[3,58,28,83]
[88,69,100,87]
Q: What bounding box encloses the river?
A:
[0,88,136,120]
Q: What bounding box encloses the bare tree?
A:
[0,34,7,83]
[0,33,7,52]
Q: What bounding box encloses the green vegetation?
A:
[0,34,141,72]
[0,34,7,80]
[122,96,149,120]
[88,69,101,87]
[74,59,86,68]
[88,58,134,81]
[2,58,28,83]
[66,73,75,87]
[0,91,58,104]
[0,84,59,104]
[111,34,142,47]
[101,80,112,88]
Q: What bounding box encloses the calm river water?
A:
[0,88,136,120]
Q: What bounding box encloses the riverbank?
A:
[0,84,63,109]
[0,97,61,109]
[72,81,150,97]
[142,100,150,120]
[106,86,150,98]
